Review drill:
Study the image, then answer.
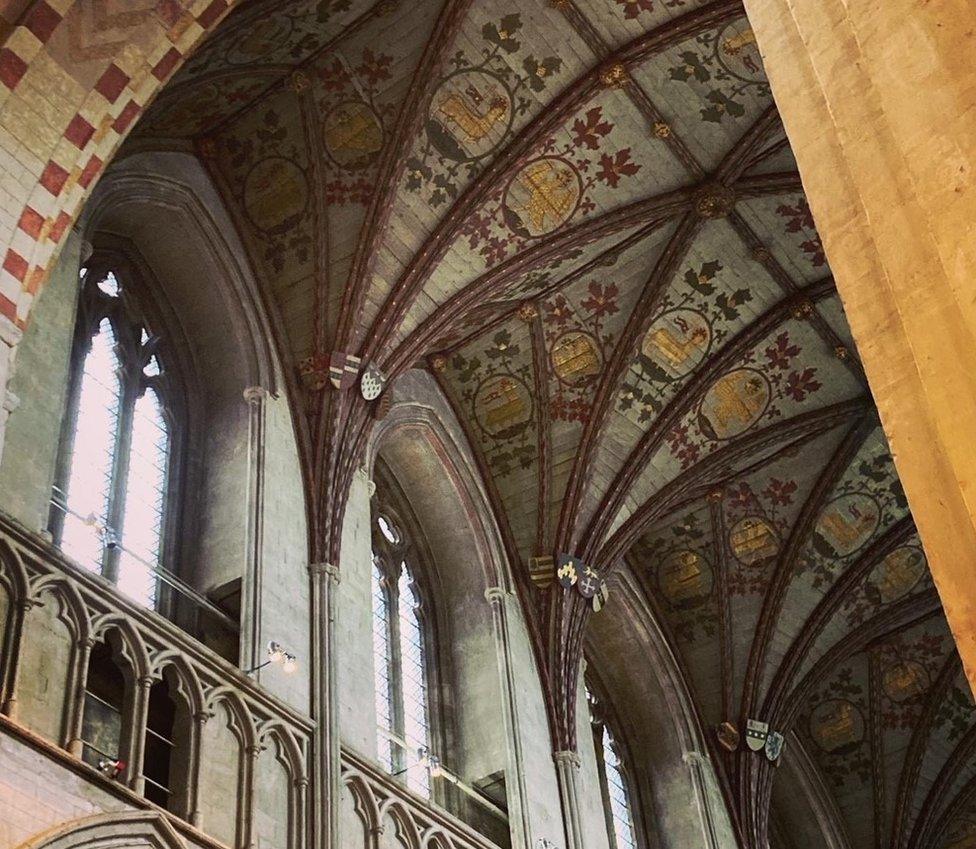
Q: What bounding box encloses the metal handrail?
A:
[49,493,238,631]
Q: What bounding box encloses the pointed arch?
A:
[13,811,186,849]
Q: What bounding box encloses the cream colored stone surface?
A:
[744,0,976,691]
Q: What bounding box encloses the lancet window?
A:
[371,505,433,798]
[50,265,177,609]
[588,686,640,849]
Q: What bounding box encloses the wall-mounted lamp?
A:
[245,640,298,675]
[392,747,441,778]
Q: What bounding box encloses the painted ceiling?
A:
[127,0,976,846]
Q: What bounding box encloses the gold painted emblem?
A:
[729,517,779,566]
[716,22,763,81]
[814,494,880,557]
[882,660,929,703]
[474,374,532,438]
[642,309,711,379]
[867,546,926,604]
[243,157,308,233]
[809,699,864,754]
[551,331,601,385]
[504,157,581,237]
[323,101,383,170]
[429,71,512,161]
[659,549,712,608]
[699,368,770,440]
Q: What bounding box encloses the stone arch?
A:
[13,810,186,849]
[342,768,382,838]
[585,568,738,849]
[377,800,421,849]
[148,650,205,716]
[0,536,28,710]
[254,721,306,849]
[18,574,89,743]
[0,1,241,328]
[89,614,150,680]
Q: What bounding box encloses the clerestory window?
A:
[371,508,433,798]
[50,266,175,609]
[588,686,640,849]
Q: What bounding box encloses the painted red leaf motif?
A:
[597,148,640,188]
[571,106,613,150]
[784,367,822,401]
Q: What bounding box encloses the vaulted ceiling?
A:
[127,1,976,847]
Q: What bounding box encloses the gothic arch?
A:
[0,2,241,327]
[13,811,186,849]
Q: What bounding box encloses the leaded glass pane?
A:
[372,560,394,772]
[602,724,638,849]
[117,387,168,607]
[398,563,430,797]
[60,318,120,573]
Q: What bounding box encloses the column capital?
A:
[243,385,269,405]
[552,749,581,768]
[309,561,340,583]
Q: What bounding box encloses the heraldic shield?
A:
[765,730,784,762]
[745,718,769,752]
[361,364,386,400]
[556,553,581,588]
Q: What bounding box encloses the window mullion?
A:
[102,358,139,584]
[387,577,407,773]
[593,722,619,849]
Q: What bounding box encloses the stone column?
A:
[242,386,268,675]
[188,710,209,827]
[127,674,154,793]
[742,0,976,692]
[65,636,94,756]
[486,586,532,849]
[309,560,341,849]
[241,742,262,849]
[553,749,585,849]
[1,598,31,718]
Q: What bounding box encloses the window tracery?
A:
[50,266,177,610]
[370,506,433,798]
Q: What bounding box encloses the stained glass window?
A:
[371,511,432,798]
[52,267,173,609]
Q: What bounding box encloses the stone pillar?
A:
[188,710,209,827]
[242,386,268,675]
[309,560,341,849]
[553,749,584,849]
[742,0,976,693]
[128,674,154,793]
[1,598,31,718]
[683,750,721,849]
[241,742,262,849]
[65,636,94,756]
[485,586,532,849]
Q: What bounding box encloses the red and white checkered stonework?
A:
[0,0,241,327]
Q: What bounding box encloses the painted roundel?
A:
[809,699,865,755]
[944,816,976,849]
[882,660,930,703]
[658,549,713,609]
[473,374,533,439]
[714,21,765,84]
[641,309,712,380]
[728,516,779,566]
[323,101,384,170]
[427,70,514,162]
[812,493,881,559]
[503,156,582,238]
[226,16,294,65]
[243,157,309,234]
[550,331,601,386]
[865,545,927,605]
[698,368,770,441]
